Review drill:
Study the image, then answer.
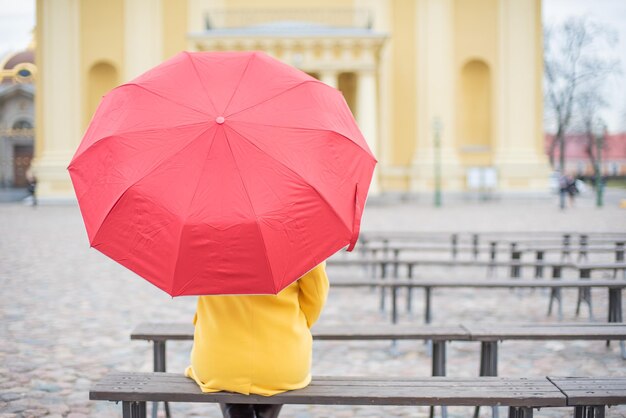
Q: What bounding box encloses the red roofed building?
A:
[545,133,626,177]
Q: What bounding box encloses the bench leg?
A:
[152,341,171,418]
[123,401,147,418]
[479,341,498,377]
[429,340,447,418]
[391,286,398,324]
[429,404,448,418]
[606,288,625,357]
[475,342,499,418]
[574,405,605,418]
[508,406,533,418]
[431,341,447,377]
[547,288,563,320]
[425,287,432,324]
[428,341,447,418]
[576,287,593,321]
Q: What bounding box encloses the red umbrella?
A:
[68,51,376,296]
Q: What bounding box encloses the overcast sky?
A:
[0,0,624,131]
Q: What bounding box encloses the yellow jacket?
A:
[185,262,329,396]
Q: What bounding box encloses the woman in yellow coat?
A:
[185,262,329,418]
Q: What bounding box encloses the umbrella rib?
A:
[224,79,323,119]
[231,121,377,162]
[225,124,354,240]
[222,128,277,294]
[221,53,255,116]
[184,51,219,116]
[88,124,216,250]
[169,127,220,296]
[120,82,211,117]
[70,121,212,164]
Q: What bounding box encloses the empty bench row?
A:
[329,278,625,326]
[131,322,626,380]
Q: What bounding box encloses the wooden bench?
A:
[131,322,626,381]
[548,376,626,417]
[90,372,626,418]
[331,278,625,327]
[358,233,625,268]
[91,372,568,418]
[131,322,626,417]
[131,323,469,378]
[327,257,579,289]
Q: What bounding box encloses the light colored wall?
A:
[34,0,82,198]
[453,0,497,168]
[458,60,492,166]
[80,0,124,129]
[390,0,417,167]
[163,0,189,57]
[87,62,120,123]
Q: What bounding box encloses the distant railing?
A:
[0,128,34,137]
[204,8,372,30]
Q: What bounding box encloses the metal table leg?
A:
[508,406,533,418]
[429,341,447,418]
[124,401,147,418]
[547,266,563,320]
[606,287,625,358]
[475,341,499,418]
[406,264,414,313]
[152,341,171,418]
[576,268,593,321]
[379,262,388,312]
[425,287,432,324]
[574,406,605,418]
[391,286,398,324]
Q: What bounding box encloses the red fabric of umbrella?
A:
[68,51,376,296]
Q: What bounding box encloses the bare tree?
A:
[572,83,608,176]
[544,17,618,171]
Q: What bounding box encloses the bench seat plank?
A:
[131,323,194,341]
[463,325,626,341]
[131,324,470,342]
[548,377,626,406]
[131,323,626,343]
[328,259,576,269]
[90,373,565,407]
[331,279,626,288]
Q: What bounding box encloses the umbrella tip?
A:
[216,116,225,125]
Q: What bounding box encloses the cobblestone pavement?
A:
[1,191,626,418]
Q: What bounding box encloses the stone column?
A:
[356,69,379,193]
[33,0,82,200]
[319,70,338,89]
[411,0,462,193]
[494,0,549,191]
[124,0,163,80]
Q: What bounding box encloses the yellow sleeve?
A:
[298,262,329,328]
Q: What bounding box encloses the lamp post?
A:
[432,117,443,207]
[594,121,606,208]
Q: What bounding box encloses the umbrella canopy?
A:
[68,51,376,296]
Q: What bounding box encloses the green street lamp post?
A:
[432,117,443,207]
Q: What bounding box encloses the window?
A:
[12,120,33,130]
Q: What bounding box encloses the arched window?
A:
[458,59,492,152]
[338,72,357,114]
[12,120,33,130]
[87,61,119,125]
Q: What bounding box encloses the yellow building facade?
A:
[34,0,548,200]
